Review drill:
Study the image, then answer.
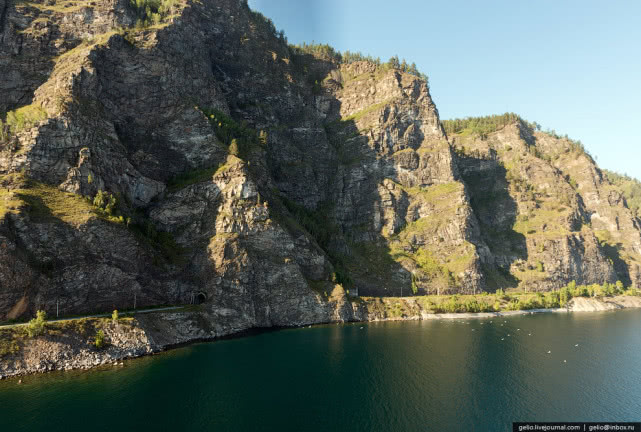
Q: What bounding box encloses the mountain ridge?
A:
[0,0,639,328]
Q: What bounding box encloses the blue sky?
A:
[248,0,641,179]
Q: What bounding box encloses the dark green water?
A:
[1,310,641,431]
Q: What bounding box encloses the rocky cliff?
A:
[1,0,639,328]
[450,120,641,291]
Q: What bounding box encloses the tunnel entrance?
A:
[195,292,207,305]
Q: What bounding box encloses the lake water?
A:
[1,309,641,431]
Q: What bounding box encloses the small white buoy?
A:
[563,360,567,363]
[517,328,520,331]
[501,338,504,340]
[507,334,510,336]
[360,327,364,329]
[547,351,551,354]
[575,344,578,347]
[528,333,532,336]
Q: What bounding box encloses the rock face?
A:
[1,0,640,328]
[451,121,641,291]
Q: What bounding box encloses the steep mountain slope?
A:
[1,0,639,325]
[448,118,641,290]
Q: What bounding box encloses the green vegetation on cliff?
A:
[0,104,48,141]
[200,107,265,160]
[442,113,590,159]
[26,310,47,338]
[604,170,641,219]
[366,280,638,318]
[277,196,352,286]
[130,0,180,27]
[4,177,104,225]
[441,113,524,137]
[289,42,429,82]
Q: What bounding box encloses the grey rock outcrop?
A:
[1,0,640,329]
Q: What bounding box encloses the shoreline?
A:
[370,307,568,322]
[1,295,640,380]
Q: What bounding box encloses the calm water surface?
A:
[1,309,641,431]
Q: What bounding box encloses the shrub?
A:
[625,288,639,297]
[559,287,572,306]
[112,310,119,324]
[26,310,47,337]
[3,104,47,137]
[93,190,117,215]
[544,291,560,308]
[411,275,419,295]
[129,220,183,264]
[94,330,105,349]
[576,286,589,297]
[615,280,625,295]
[131,0,178,28]
[476,301,492,312]
[463,299,480,313]
[442,296,463,313]
[507,300,520,311]
[587,285,595,297]
[414,249,456,288]
[495,288,510,301]
[201,108,259,160]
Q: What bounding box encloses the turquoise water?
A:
[1,310,641,431]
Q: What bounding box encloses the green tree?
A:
[112,310,119,324]
[93,190,117,215]
[411,275,418,295]
[94,330,105,349]
[615,280,624,294]
[388,55,400,69]
[560,287,572,306]
[26,310,47,337]
[545,291,560,308]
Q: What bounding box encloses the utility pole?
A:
[56,300,59,318]
[134,294,137,311]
